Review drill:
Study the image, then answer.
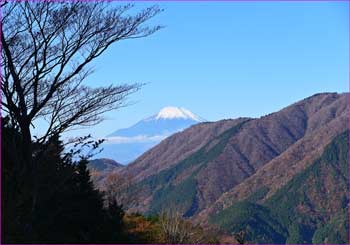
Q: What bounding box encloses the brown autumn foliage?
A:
[122,212,222,244]
[123,214,164,243]
[103,172,136,208]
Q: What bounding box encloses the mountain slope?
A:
[88,158,124,172]
[118,93,348,220]
[122,118,250,182]
[209,130,349,243]
[199,93,348,221]
[88,158,125,188]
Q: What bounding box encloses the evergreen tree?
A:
[2,117,33,242]
[2,118,126,243]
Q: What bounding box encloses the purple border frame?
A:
[0,0,349,245]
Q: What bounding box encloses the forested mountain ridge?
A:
[106,92,349,243]
[209,130,349,243]
[199,92,348,221]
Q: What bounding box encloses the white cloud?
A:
[103,135,168,144]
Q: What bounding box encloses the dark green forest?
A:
[2,118,126,243]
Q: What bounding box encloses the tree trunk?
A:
[18,120,37,238]
[20,122,32,168]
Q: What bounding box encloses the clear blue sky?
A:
[69,1,348,138]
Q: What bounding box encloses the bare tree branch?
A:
[0,0,7,8]
[1,1,162,142]
[159,207,207,244]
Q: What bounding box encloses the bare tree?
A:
[1,1,161,158]
[159,207,206,244]
[1,0,162,217]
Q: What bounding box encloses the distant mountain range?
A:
[94,107,204,164]
[88,158,124,172]
[104,92,349,244]
[87,158,125,187]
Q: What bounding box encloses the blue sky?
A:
[66,1,348,138]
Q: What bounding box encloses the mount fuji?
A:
[95,107,205,164]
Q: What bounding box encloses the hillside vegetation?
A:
[209,130,349,244]
[102,93,349,244]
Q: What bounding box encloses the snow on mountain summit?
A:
[155,106,203,121]
[98,106,204,163]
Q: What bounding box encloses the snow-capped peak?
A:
[155,106,203,121]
